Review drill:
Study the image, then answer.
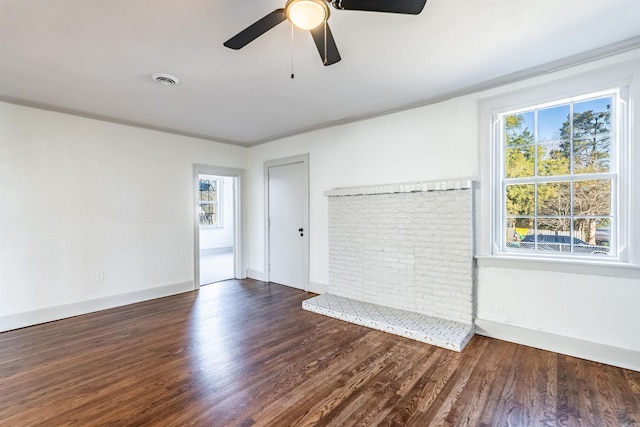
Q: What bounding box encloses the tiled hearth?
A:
[302,293,474,352]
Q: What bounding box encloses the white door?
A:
[268,160,308,290]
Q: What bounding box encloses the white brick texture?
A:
[328,183,474,324]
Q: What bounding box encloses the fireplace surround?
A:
[303,179,475,351]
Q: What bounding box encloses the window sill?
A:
[475,254,640,279]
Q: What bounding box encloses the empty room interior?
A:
[1,0,639,425]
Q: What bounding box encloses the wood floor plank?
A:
[418,337,490,425]
[515,347,557,425]
[443,338,514,426]
[336,342,441,427]
[1,279,638,426]
[598,363,640,426]
[472,339,521,426]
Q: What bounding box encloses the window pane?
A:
[534,218,572,253]
[538,104,569,142]
[506,183,534,216]
[574,179,611,216]
[572,218,609,255]
[199,202,217,226]
[202,204,216,215]
[505,146,535,178]
[573,136,610,173]
[505,112,534,146]
[593,219,611,247]
[506,218,534,249]
[537,218,571,235]
[537,142,570,176]
[199,179,218,202]
[510,218,572,253]
[573,97,611,138]
[537,182,570,216]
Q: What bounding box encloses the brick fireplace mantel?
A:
[324,179,473,197]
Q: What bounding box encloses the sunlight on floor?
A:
[200,248,234,286]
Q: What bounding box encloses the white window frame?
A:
[476,55,639,277]
[497,90,621,259]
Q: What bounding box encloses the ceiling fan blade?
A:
[310,23,341,66]
[224,9,286,50]
[330,0,427,14]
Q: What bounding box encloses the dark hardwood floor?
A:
[1,279,638,426]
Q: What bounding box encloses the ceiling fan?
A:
[223,0,428,66]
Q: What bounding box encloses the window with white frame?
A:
[199,178,221,227]
[496,90,624,258]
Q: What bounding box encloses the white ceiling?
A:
[1,0,639,146]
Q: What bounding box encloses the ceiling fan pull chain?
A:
[323,20,328,65]
[290,23,295,79]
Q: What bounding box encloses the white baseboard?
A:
[0,281,194,333]
[246,269,266,281]
[307,281,328,294]
[242,273,326,295]
[475,319,640,372]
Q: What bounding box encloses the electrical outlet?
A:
[96,271,104,281]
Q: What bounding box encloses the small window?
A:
[199,178,221,227]
[500,93,617,257]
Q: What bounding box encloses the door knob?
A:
[299,227,304,236]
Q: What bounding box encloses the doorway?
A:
[194,165,245,289]
[265,154,309,291]
[199,174,234,285]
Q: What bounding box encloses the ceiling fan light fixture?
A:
[286,0,329,30]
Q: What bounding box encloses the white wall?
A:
[199,176,234,250]
[477,267,640,352]
[0,102,246,329]
[246,49,640,369]
[246,95,478,284]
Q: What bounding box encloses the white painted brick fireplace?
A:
[303,179,475,351]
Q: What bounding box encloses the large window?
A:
[199,178,221,227]
[477,59,639,273]
[499,91,620,258]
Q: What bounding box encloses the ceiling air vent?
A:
[151,73,179,86]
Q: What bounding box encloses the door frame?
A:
[264,154,309,291]
[193,164,246,290]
